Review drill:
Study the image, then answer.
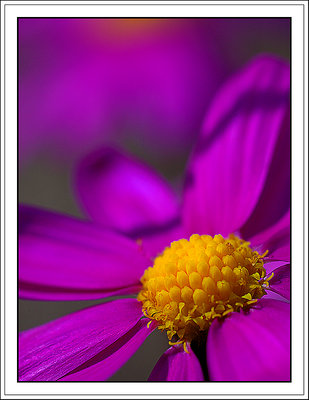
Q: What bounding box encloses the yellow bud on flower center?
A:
[137,234,269,345]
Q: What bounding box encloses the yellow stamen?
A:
[261,271,274,288]
[183,342,189,354]
[137,234,268,345]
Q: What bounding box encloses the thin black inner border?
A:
[1,4,299,395]
[16,16,292,384]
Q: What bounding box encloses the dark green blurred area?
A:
[19,18,290,381]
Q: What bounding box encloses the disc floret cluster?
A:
[138,234,269,345]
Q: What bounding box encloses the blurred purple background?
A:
[18,18,290,381]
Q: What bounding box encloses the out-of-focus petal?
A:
[148,344,204,381]
[19,299,143,381]
[75,148,179,234]
[60,319,154,381]
[183,56,290,237]
[19,205,149,300]
[19,19,228,166]
[250,209,290,261]
[207,298,290,381]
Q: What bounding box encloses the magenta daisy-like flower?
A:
[19,55,290,382]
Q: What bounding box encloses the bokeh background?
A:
[18,18,290,381]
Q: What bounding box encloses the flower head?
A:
[19,55,290,382]
[138,234,269,346]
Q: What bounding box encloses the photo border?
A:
[1,1,307,398]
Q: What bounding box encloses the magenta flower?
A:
[19,55,290,381]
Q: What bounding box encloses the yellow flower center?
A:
[137,234,269,347]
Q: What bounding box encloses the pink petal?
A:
[250,209,290,261]
[240,110,290,238]
[264,260,289,275]
[19,205,149,300]
[137,223,188,261]
[266,263,290,301]
[270,244,290,261]
[207,298,290,381]
[148,345,204,381]
[60,319,154,381]
[252,211,291,302]
[75,148,179,234]
[19,281,141,301]
[19,298,143,381]
[183,55,290,237]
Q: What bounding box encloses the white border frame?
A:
[1,1,307,398]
